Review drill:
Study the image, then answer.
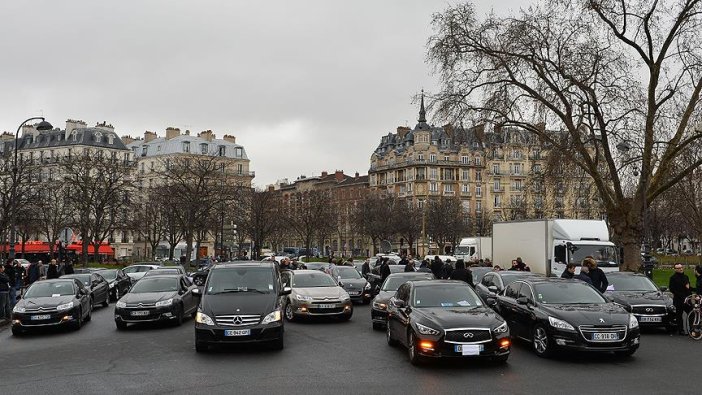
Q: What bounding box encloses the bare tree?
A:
[130,187,167,260]
[392,199,423,256]
[33,180,73,258]
[426,196,470,254]
[352,193,396,255]
[240,188,280,260]
[284,190,336,258]
[429,0,702,271]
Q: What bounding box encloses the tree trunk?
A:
[609,206,643,272]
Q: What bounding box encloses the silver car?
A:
[281,270,353,321]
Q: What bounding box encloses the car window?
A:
[518,283,534,303]
[413,285,483,308]
[504,282,521,299]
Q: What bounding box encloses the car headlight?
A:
[195,311,215,326]
[13,305,25,313]
[57,302,74,311]
[629,314,639,329]
[373,301,387,310]
[416,323,441,336]
[340,293,351,302]
[364,282,371,290]
[548,316,575,331]
[493,321,508,334]
[155,298,173,307]
[115,301,126,308]
[261,310,282,325]
[296,295,312,302]
[109,283,115,289]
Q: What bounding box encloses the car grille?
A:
[578,325,627,342]
[631,305,666,315]
[215,314,261,327]
[444,328,492,343]
[125,302,157,308]
[308,307,344,314]
[23,307,58,313]
[312,297,341,302]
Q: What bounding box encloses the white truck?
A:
[492,219,620,277]
[454,237,492,263]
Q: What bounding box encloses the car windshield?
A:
[206,267,274,294]
[335,267,362,280]
[62,274,90,286]
[147,269,179,276]
[533,283,608,304]
[412,285,483,308]
[25,281,75,298]
[96,270,117,281]
[502,273,538,286]
[292,272,337,288]
[382,275,433,291]
[570,244,619,267]
[608,276,658,292]
[130,278,178,293]
[123,266,141,274]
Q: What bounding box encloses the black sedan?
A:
[496,278,640,358]
[371,272,434,330]
[11,278,93,335]
[61,273,110,308]
[386,280,511,365]
[95,269,132,302]
[475,270,543,302]
[605,272,677,331]
[114,274,199,329]
[333,266,372,304]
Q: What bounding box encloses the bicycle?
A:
[684,294,702,340]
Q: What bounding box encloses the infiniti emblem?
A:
[645,308,654,313]
[233,316,243,325]
[138,303,143,307]
[599,318,605,323]
[463,332,474,338]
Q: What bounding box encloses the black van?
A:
[193,262,291,352]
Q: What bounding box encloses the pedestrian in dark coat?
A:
[441,260,454,279]
[361,259,370,278]
[449,260,473,286]
[64,260,75,275]
[669,263,692,335]
[575,265,593,285]
[0,265,10,319]
[584,258,608,293]
[695,265,702,295]
[431,256,443,279]
[46,259,59,279]
[404,260,416,272]
[28,261,40,284]
[561,263,576,279]
[380,258,391,282]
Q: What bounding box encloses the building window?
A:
[494,180,501,191]
[157,145,162,152]
[71,131,78,142]
[418,200,425,209]
[418,153,424,161]
[494,195,502,208]
[476,185,482,197]
[475,170,482,182]
[200,143,208,154]
[462,201,470,213]
[182,141,191,153]
[429,182,438,192]
[462,184,469,193]
[430,168,437,180]
[430,154,436,163]
[142,145,148,156]
[462,170,469,181]
[492,164,500,175]
[444,155,449,161]
[474,157,482,166]
[444,184,454,192]
[95,132,102,143]
[235,147,243,158]
[476,201,482,212]
[407,182,412,192]
[108,135,114,144]
[461,156,469,164]
[237,164,243,175]
[218,146,226,156]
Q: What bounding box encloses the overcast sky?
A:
[1,0,522,187]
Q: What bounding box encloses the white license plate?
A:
[131,311,150,316]
[317,304,336,309]
[454,344,483,355]
[31,314,51,320]
[638,316,663,323]
[224,329,250,337]
[592,332,619,341]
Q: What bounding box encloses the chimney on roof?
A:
[335,170,344,182]
[355,172,359,179]
[121,135,135,145]
[198,130,214,142]
[95,121,115,133]
[65,119,87,139]
[144,131,157,143]
[223,134,236,144]
[397,126,410,139]
[166,127,180,140]
[321,171,328,177]
[185,130,190,136]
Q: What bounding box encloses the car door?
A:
[498,282,522,335]
[179,276,195,313]
[388,283,409,343]
[513,282,537,339]
[92,274,109,303]
[75,280,90,315]
[395,283,413,346]
[476,273,495,301]
[117,270,130,293]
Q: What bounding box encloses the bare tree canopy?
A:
[429,0,702,271]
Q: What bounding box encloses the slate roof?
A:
[126,134,249,160]
[15,127,128,151]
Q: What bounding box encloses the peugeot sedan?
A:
[282,270,353,321]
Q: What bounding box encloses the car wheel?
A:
[532,324,552,357]
[102,293,109,307]
[195,341,208,353]
[193,276,205,286]
[284,303,296,322]
[372,322,384,331]
[386,322,398,347]
[116,320,128,330]
[615,347,638,357]
[407,332,421,365]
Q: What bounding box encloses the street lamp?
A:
[9,117,53,260]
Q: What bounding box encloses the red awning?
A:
[66,243,115,255]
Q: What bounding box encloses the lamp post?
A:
[9,117,53,260]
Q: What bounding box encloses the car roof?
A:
[606,272,642,276]
[517,277,580,285]
[290,269,330,274]
[139,274,181,279]
[39,278,79,284]
[491,271,542,277]
[387,272,434,279]
[410,280,471,287]
[213,261,275,269]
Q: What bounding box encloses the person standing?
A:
[669,263,692,335]
[37,260,45,280]
[46,259,59,279]
[380,258,391,283]
[431,256,443,279]
[449,260,473,286]
[585,258,608,292]
[0,265,10,321]
[5,260,17,308]
[28,261,40,284]
[404,259,416,272]
[576,264,593,285]
[13,260,25,299]
[695,265,702,295]
[361,259,370,278]
[561,263,576,279]
[64,260,75,275]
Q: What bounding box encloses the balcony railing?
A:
[461,191,472,197]
[493,187,504,192]
[443,190,455,196]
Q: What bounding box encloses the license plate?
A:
[317,304,336,309]
[454,344,483,355]
[131,311,150,316]
[592,332,619,341]
[224,329,250,337]
[31,314,51,320]
[638,316,663,323]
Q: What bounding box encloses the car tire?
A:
[407,332,421,365]
[195,341,208,353]
[386,323,398,347]
[372,322,384,331]
[284,303,296,322]
[532,324,552,357]
[615,347,638,358]
[116,320,128,330]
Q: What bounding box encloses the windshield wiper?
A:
[218,288,268,294]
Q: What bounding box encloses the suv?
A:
[193,262,290,352]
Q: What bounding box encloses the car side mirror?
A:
[486,297,497,307]
[178,289,185,295]
[487,285,498,294]
[392,299,405,308]
[192,288,201,296]
[516,296,529,305]
[281,286,292,296]
[660,286,668,292]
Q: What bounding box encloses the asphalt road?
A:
[0,302,698,395]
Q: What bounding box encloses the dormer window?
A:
[95,132,102,143]
[218,146,226,156]
[235,147,243,158]
[108,135,114,144]
[71,131,78,142]
[182,141,190,153]
[200,143,208,154]
[142,145,148,156]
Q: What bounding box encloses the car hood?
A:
[606,291,672,306]
[340,279,367,289]
[19,296,76,309]
[374,290,396,304]
[201,293,276,316]
[414,306,502,329]
[121,292,177,304]
[295,287,348,299]
[540,303,630,326]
